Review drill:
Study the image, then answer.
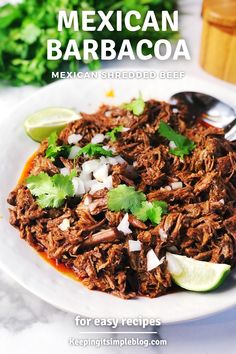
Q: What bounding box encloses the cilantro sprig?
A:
[108,185,146,213]
[26,170,76,208]
[108,185,167,225]
[123,93,145,116]
[158,121,195,159]
[45,132,70,161]
[76,143,113,158]
[133,200,168,225]
[106,126,124,142]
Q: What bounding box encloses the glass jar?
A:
[200,2,236,84]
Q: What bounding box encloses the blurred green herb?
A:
[76,143,113,157]
[158,121,196,158]
[106,126,124,142]
[123,93,145,116]
[0,0,177,86]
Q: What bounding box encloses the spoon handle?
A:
[225,118,236,141]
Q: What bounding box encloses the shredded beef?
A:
[7,99,236,298]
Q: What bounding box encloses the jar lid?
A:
[205,2,236,28]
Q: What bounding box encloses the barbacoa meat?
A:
[7,99,236,298]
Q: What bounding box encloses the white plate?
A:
[0,69,236,324]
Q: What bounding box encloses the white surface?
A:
[0,0,236,353]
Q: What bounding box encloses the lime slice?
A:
[24,107,79,142]
[166,252,231,292]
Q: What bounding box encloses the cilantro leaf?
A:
[26,172,53,197]
[108,184,168,225]
[123,93,145,116]
[76,143,113,157]
[133,200,168,225]
[146,205,163,225]
[45,132,70,161]
[132,201,153,222]
[106,126,124,142]
[158,121,195,159]
[108,185,146,213]
[26,171,75,208]
[152,200,168,215]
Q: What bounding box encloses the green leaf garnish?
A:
[76,143,113,157]
[132,201,153,222]
[123,93,145,116]
[108,184,167,225]
[45,132,70,161]
[26,171,75,209]
[20,23,41,44]
[158,121,195,159]
[0,1,178,86]
[152,200,168,215]
[108,185,146,213]
[106,126,124,142]
[133,200,168,225]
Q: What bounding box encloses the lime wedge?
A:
[166,252,231,292]
[24,107,79,142]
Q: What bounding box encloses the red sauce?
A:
[18,153,78,281]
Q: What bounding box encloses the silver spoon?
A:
[169,91,236,141]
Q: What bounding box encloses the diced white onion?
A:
[91,133,105,144]
[102,145,116,153]
[103,175,113,190]
[68,145,81,159]
[82,159,100,174]
[60,167,70,176]
[164,186,172,191]
[166,252,183,275]
[58,218,70,231]
[79,170,92,182]
[106,157,117,165]
[114,156,126,164]
[169,140,177,149]
[171,181,183,190]
[68,134,82,145]
[128,240,141,252]
[89,180,106,194]
[117,213,132,235]
[93,164,109,182]
[105,157,115,166]
[219,199,224,205]
[122,127,130,132]
[147,249,162,271]
[79,171,92,193]
[72,177,85,196]
[89,175,113,194]
[99,156,108,164]
[104,111,111,117]
[159,228,168,241]
[84,195,92,206]
[66,154,126,197]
